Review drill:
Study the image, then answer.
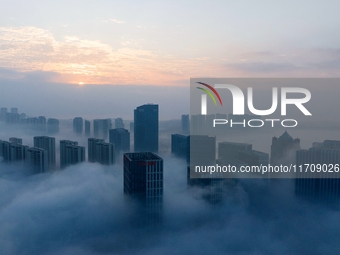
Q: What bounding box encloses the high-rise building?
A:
[171,134,189,159]
[134,104,158,152]
[124,152,163,222]
[296,140,340,204]
[65,145,85,167]
[0,108,7,121]
[181,114,189,133]
[60,140,78,168]
[88,138,104,162]
[109,128,130,155]
[96,142,115,165]
[0,139,28,162]
[93,119,111,139]
[0,141,11,162]
[11,108,18,114]
[38,116,47,132]
[115,118,125,129]
[9,137,22,145]
[271,131,300,165]
[47,118,59,134]
[27,147,48,173]
[85,120,91,136]
[73,117,83,135]
[218,142,252,160]
[34,136,56,167]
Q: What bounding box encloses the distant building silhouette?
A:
[218,142,252,160]
[109,128,130,155]
[73,117,83,135]
[181,114,189,133]
[115,118,125,129]
[47,118,59,134]
[129,122,134,132]
[271,131,300,165]
[38,116,46,132]
[93,119,111,139]
[9,137,22,145]
[124,152,163,222]
[134,104,158,152]
[88,138,104,162]
[85,120,91,136]
[34,136,56,168]
[0,107,7,121]
[11,108,18,114]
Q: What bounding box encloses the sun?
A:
[78,82,84,86]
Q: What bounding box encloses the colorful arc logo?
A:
[196,82,223,106]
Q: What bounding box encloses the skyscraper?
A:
[181,114,189,133]
[295,140,340,204]
[88,138,104,162]
[218,142,252,160]
[85,120,91,136]
[33,136,56,167]
[171,134,189,159]
[27,147,48,173]
[73,117,83,135]
[271,131,300,165]
[115,118,125,129]
[60,140,78,168]
[65,145,85,167]
[124,152,163,222]
[93,119,111,139]
[0,108,7,121]
[134,104,158,152]
[47,118,59,134]
[96,142,115,165]
[109,128,130,155]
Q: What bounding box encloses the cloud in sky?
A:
[0,26,213,85]
[1,25,340,86]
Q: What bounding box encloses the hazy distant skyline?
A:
[1,0,340,86]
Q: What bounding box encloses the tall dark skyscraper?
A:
[34,136,56,168]
[124,152,163,222]
[73,117,83,135]
[134,104,158,152]
[109,128,130,155]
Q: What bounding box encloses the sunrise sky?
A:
[0,0,339,86]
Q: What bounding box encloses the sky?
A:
[0,0,340,86]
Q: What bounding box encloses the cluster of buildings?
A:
[2,105,340,218]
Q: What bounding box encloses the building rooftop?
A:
[124,152,162,161]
